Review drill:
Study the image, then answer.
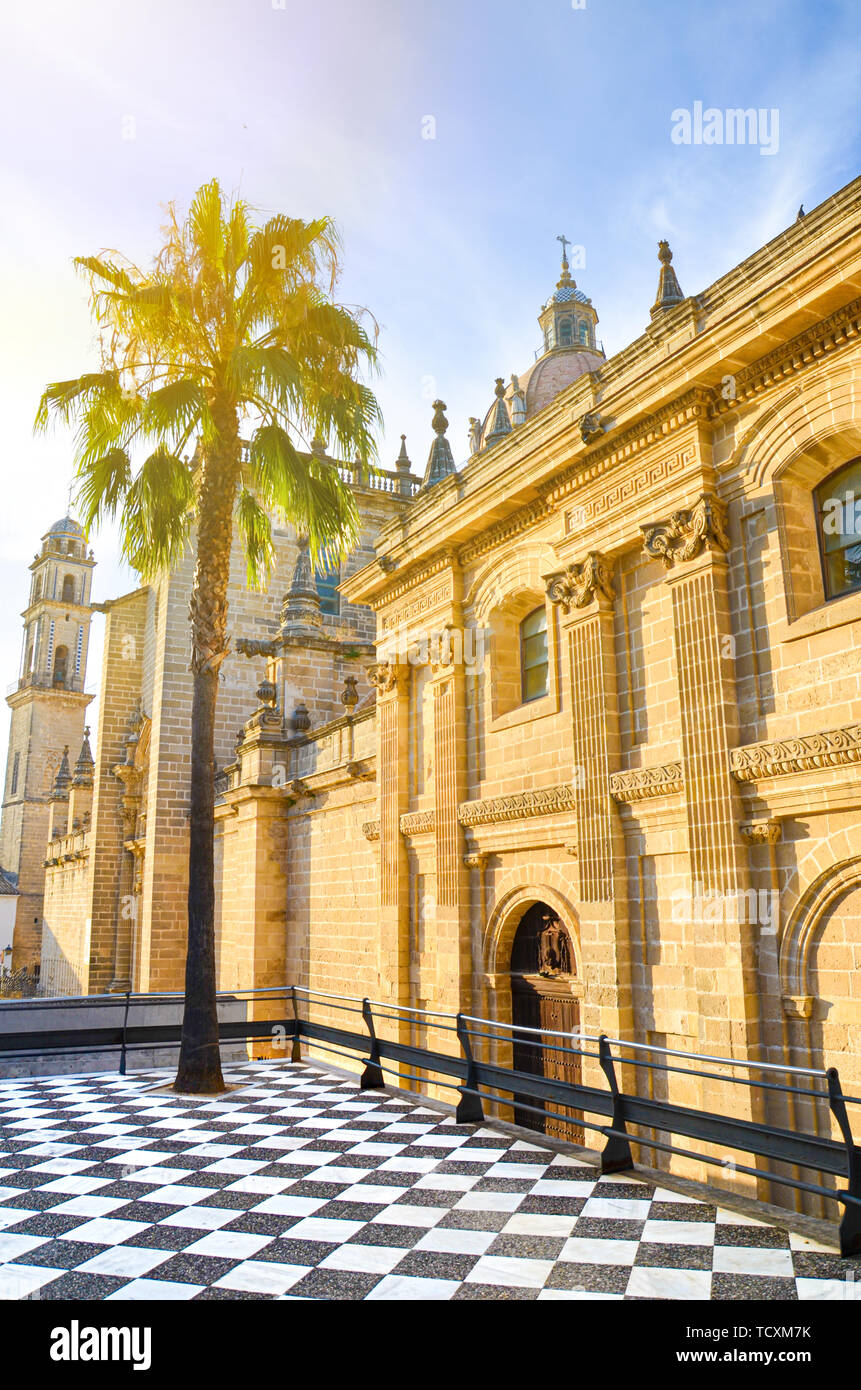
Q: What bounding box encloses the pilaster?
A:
[547,552,634,1049]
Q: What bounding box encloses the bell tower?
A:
[0,515,96,972]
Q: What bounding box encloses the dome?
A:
[518,348,602,415]
[48,516,85,538]
[549,284,591,306]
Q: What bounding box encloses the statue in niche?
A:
[537,915,572,977]
[510,374,527,426]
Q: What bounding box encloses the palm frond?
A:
[235,487,274,589]
[122,447,196,578]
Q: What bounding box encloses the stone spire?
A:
[484,378,512,447]
[281,534,322,632]
[651,240,685,317]
[52,746,72,798]
[421,400,456,489]
[395,435,413,496]
[73,727,94,786]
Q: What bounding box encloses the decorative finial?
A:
[395,434,411,470]
[556,233,571,269]
[484,378,513,448]
[73,727,94,785]
[53,746,72,797]
[255,678,277,710]
[341,675,359,711]
[290,702,311,734]
[651,240,685,317]
[421,399,456,489]
[310,434,326,457]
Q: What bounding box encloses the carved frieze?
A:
[641,493,730,568]
[380,581,453,632]
[563,445,694,535]
[731,723,861,782]
[546,552,614,612]
[458,784,577,827]
[609,763,684,803]
[400,810,435,836]
[362,820,381,841]
[711,297,861,416]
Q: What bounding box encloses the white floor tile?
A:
[372,1204,449,1228]
[318,1243,408,1275]
[365,1274,459,1301]
[184,1230,272,1259]
[107,1278,204,1300]
[282,1217,365,1242]
[626,1267,712,1300]
[214,1261,310,1295]
[712,1246,794,1278]
[559,1236,640,1266]
[465,1255,554,1289]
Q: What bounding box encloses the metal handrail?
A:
[1,981,859,1255]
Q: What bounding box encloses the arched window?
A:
[53,645,68,687]
[558,318,573,347]
[62,574,76,603]
[33,574,42,601]
[816,458,861,599]
[579,320,589,345]
[520,606,549,702]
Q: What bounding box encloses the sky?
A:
[1,0,860,759]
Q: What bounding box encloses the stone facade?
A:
[9,173,861,1214]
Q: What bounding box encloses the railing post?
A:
[360,998,386,1090]
[598,1034,634,1174]
[118,990,131,1076]
[827,1066,861,1256]
[455,1013,485,1124]
[290,986,302,1063]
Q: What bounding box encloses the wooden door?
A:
[512,980,584,1143]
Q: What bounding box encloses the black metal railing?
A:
[1,983,859,1255]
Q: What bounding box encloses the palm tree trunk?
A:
[175,399,238,1094]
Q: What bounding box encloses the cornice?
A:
[609,763,684,803]
[710,295,861,419]
[457,499,554,569]
[540,388,711,509]
[400,810,435,836]
[731,722,861,783]
[458,783,577,827]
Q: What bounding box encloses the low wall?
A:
[0,993,253,1079]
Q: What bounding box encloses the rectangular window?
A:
[10,753,19,796]
[316,563,341,617]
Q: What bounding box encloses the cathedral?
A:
[4,173,861,1206]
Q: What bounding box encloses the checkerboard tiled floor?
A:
[0,1060,854,1301]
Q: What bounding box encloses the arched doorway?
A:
[510,902,583,1143]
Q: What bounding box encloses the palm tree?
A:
[35,180,381,1094]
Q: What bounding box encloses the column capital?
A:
[366,660,402,694]
[740,818,782,845]
[641,492,730,569]
[545,551,614,613]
